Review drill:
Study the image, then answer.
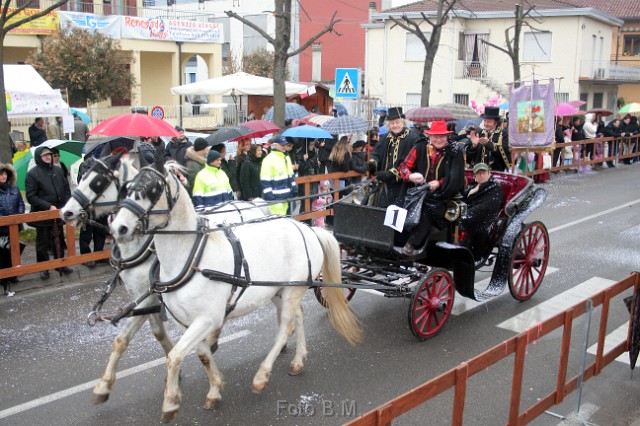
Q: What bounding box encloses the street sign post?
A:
[151,106,165,120]
[335,68,359,99]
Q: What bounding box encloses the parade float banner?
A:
[59,12,121,38]
[121,16,223,43]
[508,79,555,148]
[4,8,58,35]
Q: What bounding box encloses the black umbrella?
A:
[206,127,250,146]
[85,136,136,159]
[624,288,640,371]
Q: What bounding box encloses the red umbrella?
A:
[89,113,180,138]
[231,119,280,141]
[405,107,456,122]
[586,108,613,117]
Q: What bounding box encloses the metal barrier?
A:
[345,272,640,426]
[0,210,110,281]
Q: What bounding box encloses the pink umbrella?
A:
[567,100,586,108]
[555,103,580,117]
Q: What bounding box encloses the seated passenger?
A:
[459,163,503,258]
[397,121,465,256]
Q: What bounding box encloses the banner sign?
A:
[59,12,121,38]
[508,79,555,148]
[5,8,58,35]
[5,89,68,118]
[121,16,223,43]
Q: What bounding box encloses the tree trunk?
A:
[272,0,291,128]
[0,39,11,164]
[421,58,433,107]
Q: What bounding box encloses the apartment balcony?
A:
[579,59,640,84]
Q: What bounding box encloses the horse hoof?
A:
[252,382,268,394]
[160,410,179,423]
[210,342,219,354]
[289,365,304,376]
[204,397,221,410]
[91,393,110,405]
[280,345,287,354]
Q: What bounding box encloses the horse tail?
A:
[312,227,363,346]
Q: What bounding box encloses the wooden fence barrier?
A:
[345,272,640,426]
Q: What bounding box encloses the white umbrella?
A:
[170,72,308,97]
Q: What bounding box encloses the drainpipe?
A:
[177,41,183,127]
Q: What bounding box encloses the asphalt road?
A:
[1,164,639,426]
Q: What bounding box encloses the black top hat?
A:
[387,107,404,121]
[482,106,501,120]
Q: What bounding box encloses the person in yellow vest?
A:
[260,135,296,215]
[192,149,233,211]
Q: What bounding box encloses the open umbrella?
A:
[499,101,510,110]
[282,125,333,139]
[85,136,136,159]
[586,108,613,117]
[232,120,280,141]
[333,102,348,116]
[70,108,91,124]
[373,105,388,114]
[435,103,481,120]
[304,115,335,127]
[619,103,640,114]
[405,107,456,122]
[89,113,180,138]
[555,103,581,116]
[13,140,84,190]
[568,100,587,108]
[206,127,250,146]
[321,116,368,134]
[263,103,310,121]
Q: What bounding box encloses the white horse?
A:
[60,153,269,406]
[110,163,362,423]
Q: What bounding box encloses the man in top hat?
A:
[460,162,503,258]
[468,106,511,172]
[397,121,465,256]
[369,106,419,207]
[260,135,296,215]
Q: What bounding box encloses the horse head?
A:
[111,164,181,242]
[60,152,135,226]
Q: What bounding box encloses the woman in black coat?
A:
[239,144,264,201]
[0,163,25,292]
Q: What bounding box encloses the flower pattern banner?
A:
[508,79,555,148]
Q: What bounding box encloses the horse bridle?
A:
[120,166,181,234]
[71,158,130,227]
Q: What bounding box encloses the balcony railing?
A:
[580,59,640,82]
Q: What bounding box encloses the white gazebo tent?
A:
[4,64,69,118]
[170,71,308,97]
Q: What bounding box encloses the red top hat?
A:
[424,121,452,135]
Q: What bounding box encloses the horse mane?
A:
[130,167,164,201]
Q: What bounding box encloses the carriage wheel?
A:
[508,221,549,301]
[408,269,455,340]
[313,286,356,308]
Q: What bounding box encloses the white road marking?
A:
[451,267,559,315]
[587,322,631,365]
[496,277,616,333]
[0,329,251,420]
[547,199,640,234]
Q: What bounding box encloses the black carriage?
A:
[316,171,549,340]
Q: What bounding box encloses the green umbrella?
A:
[618,103,640,114]
[13,140,84,190]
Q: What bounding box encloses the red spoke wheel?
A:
[408,269,454,340]
[509,221,549,301]
[313,286,356,308]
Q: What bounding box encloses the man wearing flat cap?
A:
[460,162,503,258]
[261,135,296,215]
[468,106,511,172]
[370,106,419,207]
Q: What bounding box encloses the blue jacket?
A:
[0,164,25,235]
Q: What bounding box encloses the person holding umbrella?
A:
[25,146,73,279]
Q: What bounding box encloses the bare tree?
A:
[388,0,458,107]
[480,3,545,88]
[226,0,341,127]
[0,0,69,163]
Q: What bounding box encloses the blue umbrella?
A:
[71,108,91,124]
[264,103,310,121]
[373,105,388,114]
[333,102,348,116]
[379,125,388,136]
[499,101,509,110]
[282,125,333,139]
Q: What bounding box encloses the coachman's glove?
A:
[375,170,394,182]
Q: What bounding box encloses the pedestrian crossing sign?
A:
[335,68,359,99]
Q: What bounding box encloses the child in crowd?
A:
[312,180,333,228]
